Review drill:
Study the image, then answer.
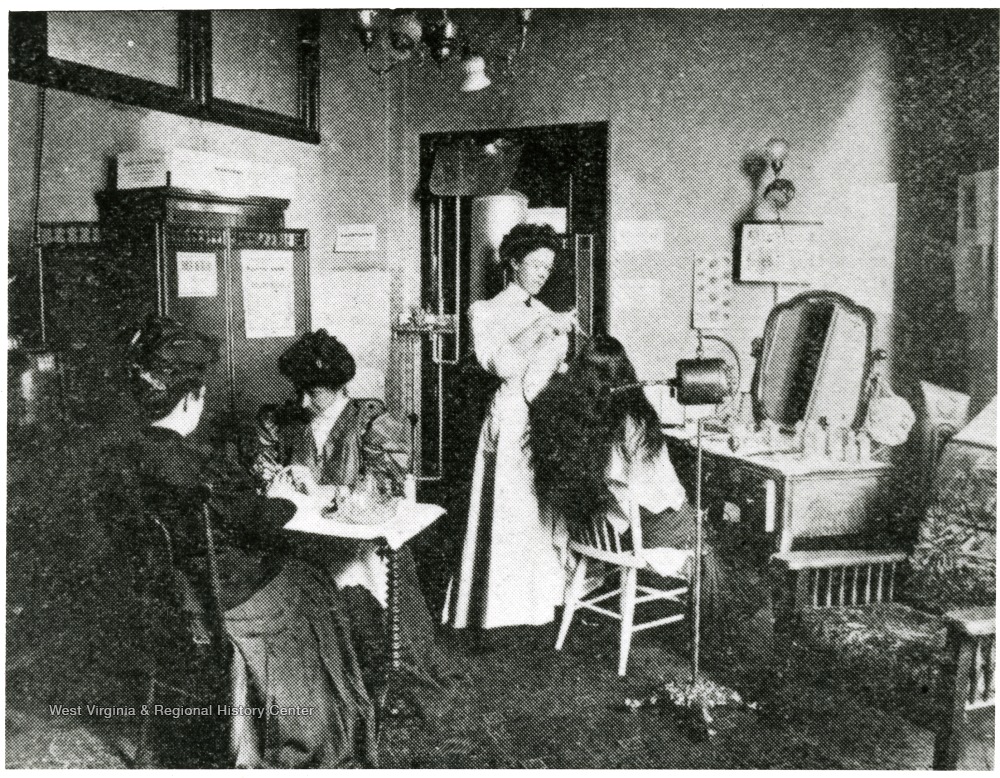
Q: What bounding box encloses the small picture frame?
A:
[737,221,823,284]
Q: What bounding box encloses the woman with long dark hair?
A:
[530,334,778,666]
[528,334,693,553]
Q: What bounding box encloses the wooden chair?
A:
[556,495,691,675]
[131,504,232,768]
[771,406,995,770]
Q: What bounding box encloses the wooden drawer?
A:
[785,470,892,542]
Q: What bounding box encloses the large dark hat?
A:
[278,329,356,390]
[125,315,220,415]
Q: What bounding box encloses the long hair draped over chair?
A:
[529,336,691,676]
[528,335,662,529]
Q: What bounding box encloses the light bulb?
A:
[459,54,491,92]
[766,137,789,174]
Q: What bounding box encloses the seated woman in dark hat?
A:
[251,329,450,716]
[105,315,375,768]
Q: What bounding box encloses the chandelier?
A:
[352,9,532,92]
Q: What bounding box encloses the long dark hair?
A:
[528,335,661,525]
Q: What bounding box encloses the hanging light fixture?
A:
[458,49,491,93]
[423,10,460,65]
[388,10,423,58]
[350,9,532,90]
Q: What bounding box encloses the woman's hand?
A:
[550,309,578,335]
[529,309,577,339]
[267,465,317,498]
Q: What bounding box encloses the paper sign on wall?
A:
[241,250,296,338]
[176,251,218,297]
[614,220,665,253]
[692,253,733,330]
[739,222,821,283]
[335,224,378,253]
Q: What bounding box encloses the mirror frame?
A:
[750,290,875,430]
[9,11,320,144]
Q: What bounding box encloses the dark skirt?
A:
[641,503,774,661]
[223,560,376,767]
[339,547,456,724]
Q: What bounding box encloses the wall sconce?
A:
[351,9,532,92]
[765,137,789,176]
[753,137,796,221]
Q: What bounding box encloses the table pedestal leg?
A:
[377,540,418,721]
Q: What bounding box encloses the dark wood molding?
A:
[298,10,322,133]
[178,10,211,105]
[9,10,321,145]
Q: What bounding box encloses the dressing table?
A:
[665,291,893,553]
[664,428,892,553]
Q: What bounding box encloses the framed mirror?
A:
[751,291,875,429]
[9,11,320,144]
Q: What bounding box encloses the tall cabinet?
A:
[39,187,310,445]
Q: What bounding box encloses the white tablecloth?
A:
[281,496,446,550]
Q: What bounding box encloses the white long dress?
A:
[446,282,571,629]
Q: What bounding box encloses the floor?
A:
[6,598,941,769]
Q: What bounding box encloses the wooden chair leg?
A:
[934,632,976,770]
[134,675,157,768]
[619,567,638,676]
[230,653,260,768]
[556,557,587,651]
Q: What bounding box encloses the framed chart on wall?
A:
[737,221,823,284]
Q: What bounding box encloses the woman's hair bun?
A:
[498,222,562,270]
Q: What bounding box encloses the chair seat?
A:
[797,603,947,728]
[639,547,694,579]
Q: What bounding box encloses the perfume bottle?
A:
[858,431,872,462]
[793,420,807,452]
[828,425,845,461]
[843,429,859,463]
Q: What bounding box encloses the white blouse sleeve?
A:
[522,332,569,402]
[631,443,687,515]
[470,300,530,379]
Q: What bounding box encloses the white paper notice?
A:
[241,250,296,338]
[335,224,378,253]
[740,223,821,283]
[176,251,218,297]
[615,220,666,253]
[692,253,733,330]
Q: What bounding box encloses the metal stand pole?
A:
[692,417,704,682]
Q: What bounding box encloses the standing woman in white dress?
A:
[445,223,577,631]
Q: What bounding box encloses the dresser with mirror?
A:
[665,291,894,554]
